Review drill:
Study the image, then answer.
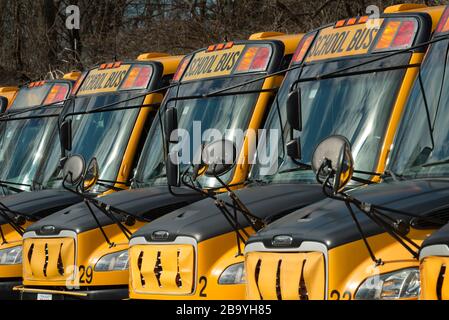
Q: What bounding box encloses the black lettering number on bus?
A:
[336,32,349,53]
[347,29,362,51]
[364,29,377,49]
[330,290,352,300]
[199,276,208,297]
[206,55,218,74]
[330,290,340,300]
[79,265,93,284]
[214,53,228,72]
[229,52,241,70]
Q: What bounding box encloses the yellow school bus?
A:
[124,4,441,301]
[416,7,449,300]
[245,5,448,300]
[3,54,181,300]
[58,54,183,193]
[0,75,79,299]
[18,33,302,300]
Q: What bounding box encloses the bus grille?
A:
[245,252,325,300]
[23,238,75,282]
[130,244,195,295]
[421,256,449,300]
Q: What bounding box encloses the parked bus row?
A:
[0,3,448,300]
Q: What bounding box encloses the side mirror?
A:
[83,158,99,192]
[60,120,73,151]
[0,96,9,114]
[166,151,180,187]
[165,107,178,144]
[200,139,237,177]
[287,89,302,131]
[312,135,354,194]
[62,155,85,187]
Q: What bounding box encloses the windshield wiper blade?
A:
[246,178,271,186]
[421,158,449,168]
[93,179,130,192]
[279,164,312,174]
[381,170,405,182]
[0,180,31,193]
[146,174,167,181]
[0,183,25,194]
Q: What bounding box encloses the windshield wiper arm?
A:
[0,180,32,193]
[146,173,167,181]
[92,179,130,192]
[278,164,312,174]
[0,202,26,238]
[381,170,405,182]
[421,158,449,168]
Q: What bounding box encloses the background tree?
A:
[0,0,446,85]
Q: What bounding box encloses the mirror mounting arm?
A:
[327,185,420,261]
[213,172,266,231]
[344,200,383,266]
[84,200,114,247]
[214,199,249,257]
[177,167,263,258]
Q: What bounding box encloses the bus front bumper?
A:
[0,280,21,300]
[14,286,129,300]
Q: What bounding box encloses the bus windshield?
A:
[251,52,411,184]
[389,39,449,179]
[135,75,264,189]
[0,115,58,195]
[36,92,143,193]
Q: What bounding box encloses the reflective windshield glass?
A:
[389,39,449,179]
[36,93,142,192]
[251,53,411,184]
[135,75,263,188]
[0,116,58,195]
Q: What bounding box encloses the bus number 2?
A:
[199,276,208,297]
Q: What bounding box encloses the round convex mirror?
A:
[312,135,354,193]
[62,155,85,186]
[201,139,237,177]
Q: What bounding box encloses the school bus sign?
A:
[77,65,131,96]
[305,20,384,62]
[182,45,245,81]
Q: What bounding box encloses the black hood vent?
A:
[411,208,449,230]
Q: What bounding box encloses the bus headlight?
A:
[0,246,22,265]
[94,250,129,271]
[218,263,246,285]
[355,268,420,300]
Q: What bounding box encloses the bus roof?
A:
[249,32,304,55]
[137,53,184,75]
[62,71,82,82]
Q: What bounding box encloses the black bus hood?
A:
[422,222,449,248]
[247,179,449,250]
[26,187,202,235]
[132,183,324,243]
[0,190,83,223]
